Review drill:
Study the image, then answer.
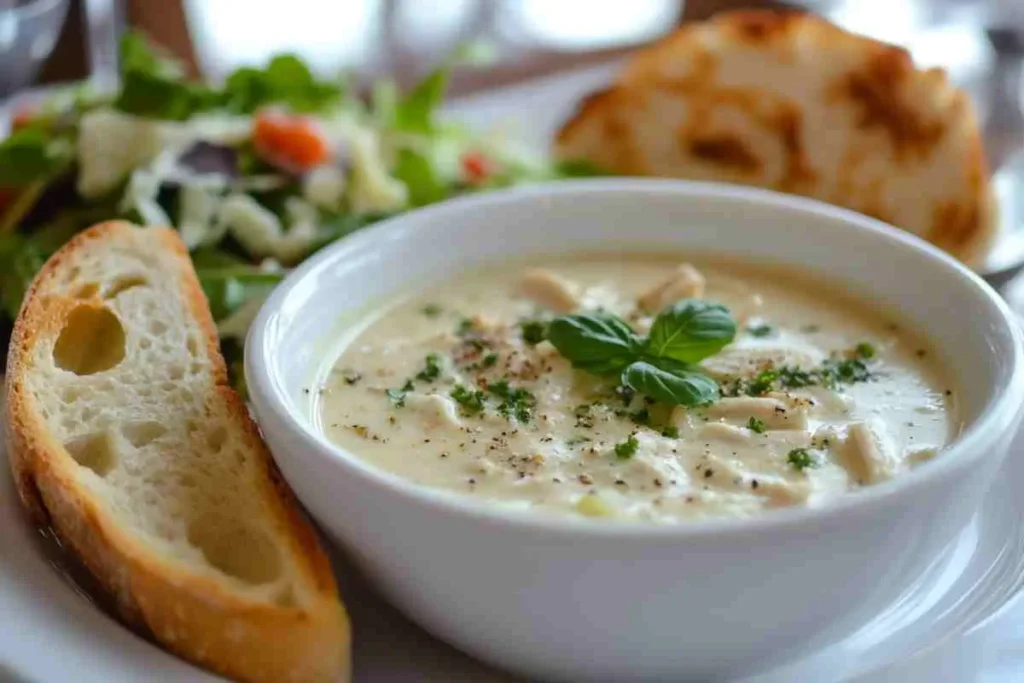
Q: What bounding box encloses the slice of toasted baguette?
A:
[4,222,349,683]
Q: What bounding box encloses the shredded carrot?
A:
[461,151,492,184]
[11,106,37,132]
[253,111,332,171]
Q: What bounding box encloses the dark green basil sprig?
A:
[546,299,736,407]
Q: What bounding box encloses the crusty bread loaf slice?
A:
[4,221,350,683]
[555,10,997,267]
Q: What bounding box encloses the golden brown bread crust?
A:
[555,10,997,267]
[4,221,350,683]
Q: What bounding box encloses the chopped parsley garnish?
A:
[777,366,815,389]
[482,352,498,368]
[566,435,592,446]
[725,344,877,396]
[818,357,871,387]
[520,319,548,346]
[629,408,651,426]
[450,384,486,415]
[854,342,876,359]
[416,352,443,382]
[747,369,779,396]
[661,425,679,438]
[614,434,639,460]
[747,417,766,433]
[787,448,816,471]
[456,317,475,336]
[422,303,442,317]
[385,388,407,408]
[747,323,773,338]
[487,379,536,422]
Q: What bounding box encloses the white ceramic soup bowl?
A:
[246,180,1024,682]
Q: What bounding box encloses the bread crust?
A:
[4,221,350,683]
[555,10,997,268]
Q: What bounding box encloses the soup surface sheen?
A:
[317,256,957,522]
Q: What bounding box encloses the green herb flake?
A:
[487,379,536,422]
[520,319,548,346]
[661,426,680,439]
[747,369,779,396]
[747,323,774,338]
[614,435,639,460]
[855,342,876,360]
[747,417,767,434]
[422,303,442,317]
[451,385,486,415]
[416,352,443,382]
[787,448,817,471]
[385,388,407,408]
[456,317,475,336]
[629,408,651,426]
[482,352,499,368]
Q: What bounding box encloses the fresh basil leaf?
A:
[621,361,719,407]
[0,128,72,187]
[393,68,448,133]
[646,299,736,364]
[393,148,447,206]
[547,313,640,375]
[197,267,282,321]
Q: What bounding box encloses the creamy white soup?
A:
[316,256,958,522]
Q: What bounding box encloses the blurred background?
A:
[4,0,1024,184]
[2,0,1021,99]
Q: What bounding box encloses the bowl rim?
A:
[246,178,1024,540]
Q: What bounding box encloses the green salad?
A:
[0,33,601,384]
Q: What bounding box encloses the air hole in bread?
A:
[60,386,83,404]
[64,431,118,476]
[53,305,126,375]
[206,426,228,452]
[121,421,167,448]
[139,337,152,350]
[187,515,282,584]
[186,336,200,357]
[169,364,185,381]
[104,275,148,299]
[74,282,100,299]
[150,319,168,335]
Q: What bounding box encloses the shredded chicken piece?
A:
[705,396,809,430]
[405,393,464,430]
[637,263,705,312]
[519,269,580,312]
[840,422,901,484]
[698,422,755,444]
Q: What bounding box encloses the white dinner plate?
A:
[2,63,1024,682]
